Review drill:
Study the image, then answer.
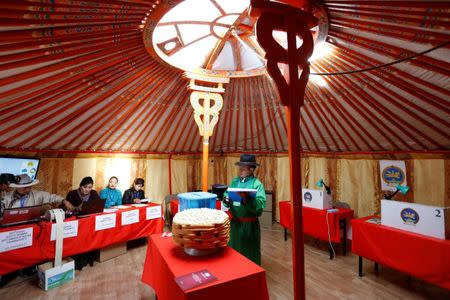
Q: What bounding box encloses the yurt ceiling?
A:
[0,0,449,154]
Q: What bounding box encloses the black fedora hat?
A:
[235,154,260,168]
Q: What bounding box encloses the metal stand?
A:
[358,256,363,277]
[339,218,347,255]
[184,247,220,256]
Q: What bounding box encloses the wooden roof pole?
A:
[250,1,315,299]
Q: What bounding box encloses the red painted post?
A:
[250,1,316,299]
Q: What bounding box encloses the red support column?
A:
[251,1,316,299]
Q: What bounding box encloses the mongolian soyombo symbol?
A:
[190,91,223,138]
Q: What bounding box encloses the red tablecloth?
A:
[279,201,353,243]
[142,234,270,300]
[0,204,164,275]
[352,216,450,290]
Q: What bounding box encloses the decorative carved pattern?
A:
[252,0,316,107]
[190,91,223,138]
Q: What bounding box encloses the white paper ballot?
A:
[121,210,139,225]
[103,208,118,213]
[132,204,149,207]
[116,205,129,209]
[51,220,79,241]
[95,214,117,231]
[0,227,33,253]
[146,205,162,220]
[221,201,229,212]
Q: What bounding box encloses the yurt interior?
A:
[0,0,449,299]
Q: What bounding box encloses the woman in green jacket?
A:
[223,154,266,265]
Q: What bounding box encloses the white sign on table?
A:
[121,210,139,225]
[50,220,79,241]
[0,227,33,253]
[95,214,117,231]
[146,205,161,220]
[381,199,449,239]
[302,188,332,210]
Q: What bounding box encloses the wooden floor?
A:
[1,223,449,299]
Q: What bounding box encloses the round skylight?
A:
[144,0,330,78]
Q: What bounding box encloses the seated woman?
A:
[122,178,145,204]
[65,176,100,211]
[99,176,122,208]
[65,176,100,271]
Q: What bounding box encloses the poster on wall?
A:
[379,160,407,191]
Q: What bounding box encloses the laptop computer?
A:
[75,198,106,217]
[0,205,42,227]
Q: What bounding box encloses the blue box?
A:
[178,192,217,212]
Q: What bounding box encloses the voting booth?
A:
[381,199,450,240]
[302,189,332,210]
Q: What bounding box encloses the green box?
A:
[38,259,75,291]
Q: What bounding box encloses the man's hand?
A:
[223,196,233,207]
[41,203,52,215]
[238,192,249,205]
[133,198,141,203]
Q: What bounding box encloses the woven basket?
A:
[172,218,230,250]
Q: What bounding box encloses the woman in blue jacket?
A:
[99,176,122,208]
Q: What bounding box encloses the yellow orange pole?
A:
[187,76,227,193]
[202,138,209,192]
